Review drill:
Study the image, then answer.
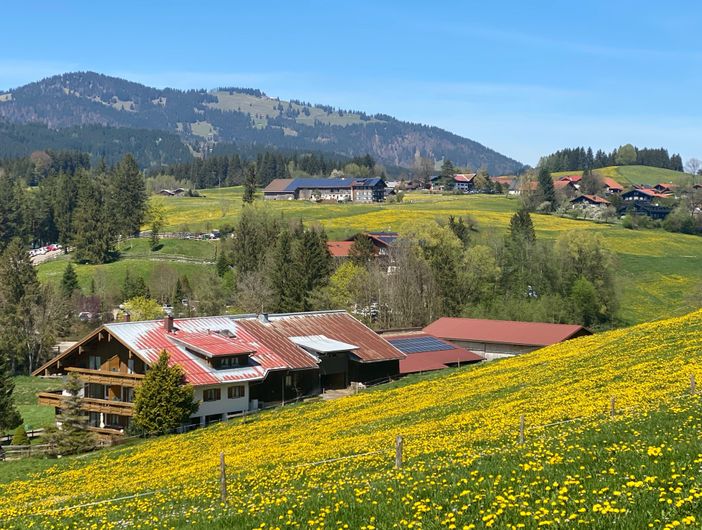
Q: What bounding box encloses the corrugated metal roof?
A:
[423,317,590,347]
[267,312,405,362]
[104,315,319,386]
[169,331,257,357]
[290,335,358,353]
[263,179,295,193]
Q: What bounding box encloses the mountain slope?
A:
[0,72,524,173]
[553,165,693,186]
[0,121,191,167]
[2,309,702,528]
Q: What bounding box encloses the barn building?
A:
[423,317,591,360]
[383,331,484,374]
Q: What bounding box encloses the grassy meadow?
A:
[156,188,702,324]
[552,165,694,186]
[2,376,58,436]
[35,185,702,324]
[2,309,702,529]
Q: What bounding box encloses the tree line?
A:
[0,153,148,259]
[152,151,380,189]
[539,144,683,173]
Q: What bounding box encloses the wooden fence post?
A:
[691,374,696,395]
[610,396,615,418]
[519,414,525,445]
[395,435,403,469]
[219,452,227,504]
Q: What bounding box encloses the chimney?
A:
[164,313,174,333]
[258,313,270,324]
[124,312,131,322]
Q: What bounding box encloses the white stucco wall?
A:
[192,383,249,423]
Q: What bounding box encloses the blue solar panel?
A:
[389,336,456,354]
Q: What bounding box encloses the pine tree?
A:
[509,209,536,243]
[133,351,197,435]
[109,154,148,238]
[11,424,29,445]
[72,174,115,264]
[0,172,27,251]
[0,354,21,432]
[243,164,257,204]
[0,238,52,374]
[60,262,79,299]
[45,373,95,455]
[537,167,555,210]
[268,228,303,312]
[348,234,375,265]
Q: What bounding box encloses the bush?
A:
[11,425,29,445]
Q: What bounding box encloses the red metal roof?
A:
[263,179,294,193]
[572,194,610,205]
[327,241,354,257]
[103,315,319,386]
[454,173,476,183]
[267,312,405,362]
[602,177,623,190]
[169,331,256,357]
[423,317,590,347]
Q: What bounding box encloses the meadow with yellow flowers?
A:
[1,309,702,529]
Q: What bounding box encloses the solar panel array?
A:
[389,336,456,354]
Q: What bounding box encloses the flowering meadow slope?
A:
[2,309,702,529]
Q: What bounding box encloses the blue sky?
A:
[1,1,701,165]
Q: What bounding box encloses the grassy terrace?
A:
[2,309,702,529]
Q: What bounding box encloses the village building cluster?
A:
[34,310,590,439]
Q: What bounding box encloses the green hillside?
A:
[552,165,694,186]
[72,188,699,325]
[2,309,702,529]
[37,238,217,296]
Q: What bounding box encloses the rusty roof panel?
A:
[267,312,405,362]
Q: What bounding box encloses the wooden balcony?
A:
[65,367,145,387]
[37,391,136,416]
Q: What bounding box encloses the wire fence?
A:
[5,374,700,521]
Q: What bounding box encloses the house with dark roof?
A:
[383,331,484,374]
[423,317,591,360]
[33,311,404,437]
[263,178,386,202]
[570,194,611,208]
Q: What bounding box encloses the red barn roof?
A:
[602,177,623,190]
[327,241,354,257]
[423,317,590,347]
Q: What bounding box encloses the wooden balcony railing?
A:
[37,391,136,416]
[65,367,145,387]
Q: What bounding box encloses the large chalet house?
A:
[263,177,386,202]
[33,311,404,437]
[619,187,673,219]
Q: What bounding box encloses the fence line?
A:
[8,381,700,522]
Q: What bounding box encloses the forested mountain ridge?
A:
[0,72,524,174]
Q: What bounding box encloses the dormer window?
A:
[212,355,249,370]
